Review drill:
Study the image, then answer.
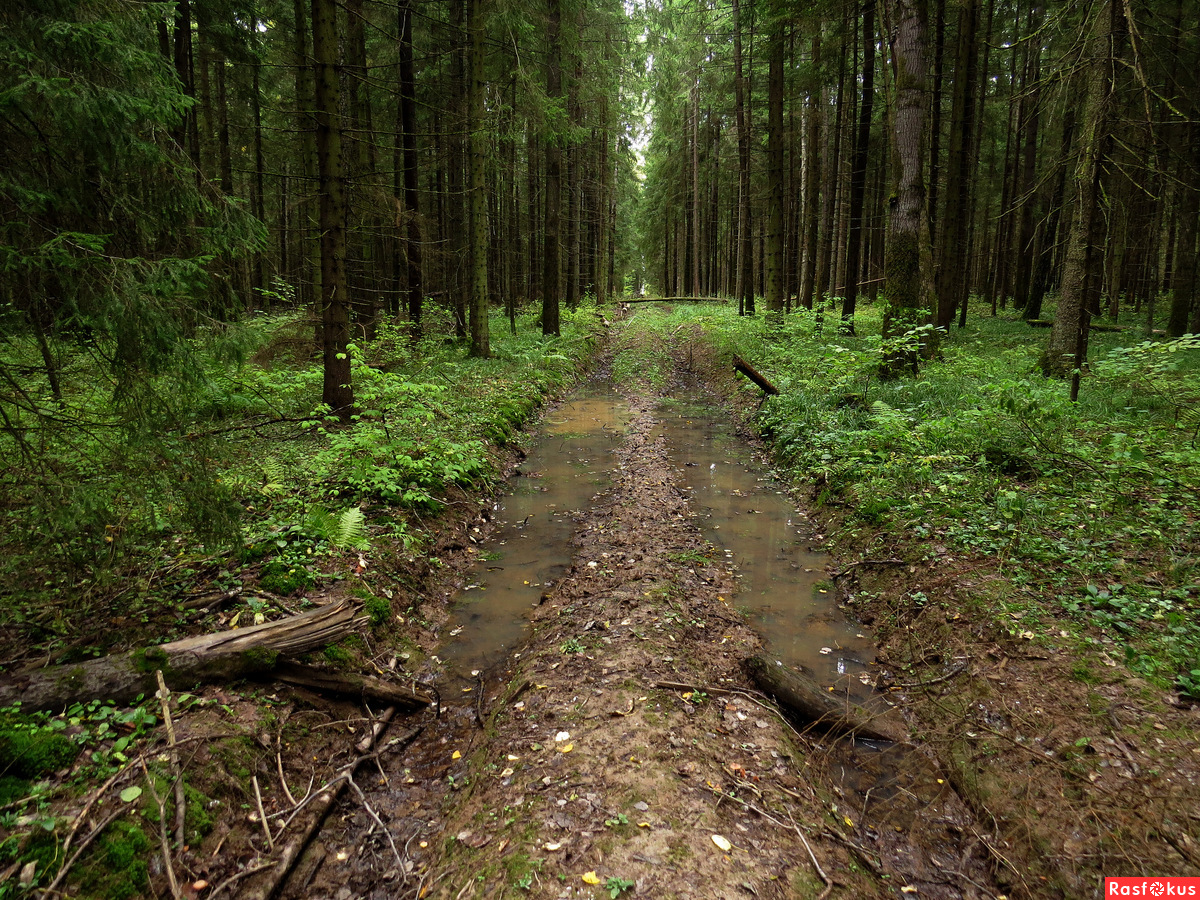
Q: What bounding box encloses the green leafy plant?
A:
[605,876,635,897]
[305,505,370,551]
[560,637,584,654]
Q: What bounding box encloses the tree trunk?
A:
[765,0,785,313]
[1012,24,1042,312]
[1169,121,1200,336]
[882,0,935,373]
[399,0,423,331]
[313,0,352,415]
[1043,0,1123,380]
[934,0,978,328]
[467,0,489,357]
[799,33,821,310]
[841,0,876,331]
[543,0,563,336]
[732,0,754,315]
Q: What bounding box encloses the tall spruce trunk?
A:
[399,0,422,330]
[732,0,754,314]
[765,0,786,313]
[841,0,875,332]
[934,0,978,327]
[467,0,489,357]
[543,0,563,336]
[799,33,822,310]
[1042,0,1123,381]
[313,0,352,414]
[882,0,936,373]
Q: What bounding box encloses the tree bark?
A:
[313,0,352,415]
[543,0,563,336]
[934,0,978,328]
[841,0,876,331]
[732,0,754,316]
[799,33,821,311]
[882,0,936,372]
[765,0,786,314]
[398,0,423,331]
[467,0,489,357]
[1043,0,1123,380]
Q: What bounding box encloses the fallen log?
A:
[732,356,780,395]
[743,655,906,743]
[271,662,430,711]
[0,598,380,713]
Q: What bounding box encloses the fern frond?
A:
[305,504,370,551]
[331,507,369,551]
[261,457,287,495]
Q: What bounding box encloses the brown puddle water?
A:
[438,384,875,703]
[654,394,876,697]
[435,386,631,681]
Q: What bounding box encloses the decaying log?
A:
[0,598,376,713]
[271,662,430,711]
[743,655,906,743]
[732,356,780,395]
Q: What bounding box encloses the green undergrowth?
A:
[1,303,600,632]
[625,300,1200,697]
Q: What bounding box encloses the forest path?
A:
[295,341,999,900]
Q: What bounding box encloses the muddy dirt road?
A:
[284,361,1002,900]
[247,320,1200,900]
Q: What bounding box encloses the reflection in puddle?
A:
[654,395,875,696]
[436,389,631,680]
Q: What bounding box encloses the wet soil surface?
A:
[289,361,1001,900]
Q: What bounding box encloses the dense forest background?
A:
[2,0,1199,567]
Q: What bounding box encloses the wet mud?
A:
[294,362,1001,900]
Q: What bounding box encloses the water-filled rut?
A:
[438,381,873,699]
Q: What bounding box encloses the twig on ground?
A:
[40,807,129,898]
[252,776,274,851]
[155,670,187,847]
[207,861,277,900]
[236,718,420,900]
[703,780,833,898]
[277,752,297,806]
[891,662,969,690]
[790,817,833,900]
[344,774,405,870]
[142,758,183,900]
[57,758,138,862]
[831,559,904,579]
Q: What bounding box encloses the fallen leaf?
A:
[500,767,515,777]
[638,822,651,828]
[119,786,142,803]
[559,743,574,753]
[711,834,733,852]
[451,750,462,760]
[901,887,919,895]
[581,871,601,885]
[507,754,521,761]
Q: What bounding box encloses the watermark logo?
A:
[1106,878,1200,897]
